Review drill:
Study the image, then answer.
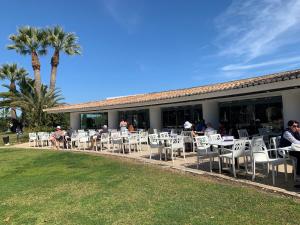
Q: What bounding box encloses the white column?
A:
[282,90,300,126]
[202,101,219,129]
[149,107,161,130]
[108,110,119,129]
[70,112,80,130]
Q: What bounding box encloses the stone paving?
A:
[10,142,300,198]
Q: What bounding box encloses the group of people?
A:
[49,125,109,150]
[119,119,135,132]
[183,119,223,136]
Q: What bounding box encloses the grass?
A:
[0,148,300,225]
[0,131,28,146]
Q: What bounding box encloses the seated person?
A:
[204,122,215,133]
[50,126,65,149]
[195,119,206,133]
[279,120,300,184]
[218,123,226,136]
[184,121,193,131]
[91,125,109,149]
[128,124,135,132]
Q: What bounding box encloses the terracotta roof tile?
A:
[45,69,300,112]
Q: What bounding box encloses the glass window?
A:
[162,105,203,128]
[219,96,283,135]
[80,113,108,129]
[118,109,150,129]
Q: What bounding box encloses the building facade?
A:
[45,69,300,134]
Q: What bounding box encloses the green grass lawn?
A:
[0,149,300,225]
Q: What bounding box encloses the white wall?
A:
[202,101,219,129]
[108,110,118,129]
[70,112,80,130]
[149,107,161,129]
[282,90,300,126]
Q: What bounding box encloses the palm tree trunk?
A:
[50,50,59,92]
[10,81,17,119]
[10,108,17,119]
[31,51,42,96]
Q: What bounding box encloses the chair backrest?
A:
[88,130,96,136]
[180,131,193,143]
[194,136,210,148]
[78,132,88,138]
[204,130,217,137]
[128,133,139,142]
[237,129,249,139]
[209,134,222,142]
[111,132,121,139]
[269,136,280,149]
[232,139,246,158]
[29,132,37,139]
[170,136,184,149]
[149,134,159,147]
[251,136,267,148]
[78,129,85,133]
[101,133,109,141]
[159,132,169,138]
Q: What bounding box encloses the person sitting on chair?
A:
[50,126,65,150]
[279,120,300,186]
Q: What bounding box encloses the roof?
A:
[45,69,300,113]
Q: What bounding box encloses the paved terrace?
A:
[10,142,300,198]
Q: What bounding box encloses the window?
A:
[162,105,202,128]
[118,109,150,129]
[80,113,108,129]
[219,96,283,135]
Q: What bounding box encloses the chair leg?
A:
[232,158,236,178]
[272,164,275,185]
[284,162,287,182]
[209,156,212,172]
[252,161,256,181]
[218,157,222,174]
[197,155,199,169]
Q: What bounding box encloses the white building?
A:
[45,69,300,135]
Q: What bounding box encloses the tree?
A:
[7,26,47,97]
[0,63,28,119]
[0,77,64,128]
[46,26,81,91]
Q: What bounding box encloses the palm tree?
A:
[7,26,47,96]
[0,78,63,127]
[0,63,28,119]
[46,26,81,91]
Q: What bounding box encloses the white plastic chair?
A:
[123,134,139,154]
[219,139,247,178]
[251,137,287,185]
[181,131,194,152]
[110,132,122,153]
[139,131,148,151]
[195,136,219,172]
[148,134,162,159]
[98,133,110,151]
[29,133,38,147]
[164,135,185,164]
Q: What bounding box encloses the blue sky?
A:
[1,0,300,104]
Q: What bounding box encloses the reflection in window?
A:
[162,105,202,128]
[80,113,108,129]
[118,109,150,129]
[219,96,283,135]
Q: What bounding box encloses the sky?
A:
[1,0,300,104]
